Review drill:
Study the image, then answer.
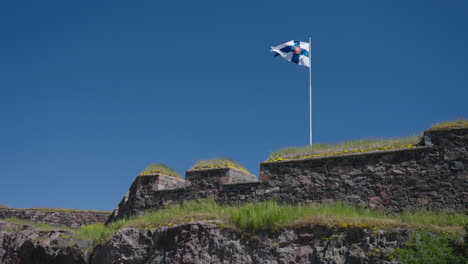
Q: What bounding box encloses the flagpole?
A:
[309,37,312,145]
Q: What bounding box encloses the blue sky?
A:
[0,0,466,210]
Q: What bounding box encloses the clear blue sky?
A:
[1,0,466,210]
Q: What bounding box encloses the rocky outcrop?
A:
[92,221,410,264]
[0,221,92,264]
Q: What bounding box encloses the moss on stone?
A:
[429,119,468,131]
[268,136,422,162]
[139,163,182,178]
[190,158,251,173]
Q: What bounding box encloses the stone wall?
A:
[185,167,258,190]
[106,128,467,224]
[142,173,185,190]
[106,168,259,224]
[260,128,467,211]
[0,207,110,228]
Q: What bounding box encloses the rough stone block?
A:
[185,167,258,190]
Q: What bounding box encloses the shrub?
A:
[396,230,466,264]
[139,163,181,178]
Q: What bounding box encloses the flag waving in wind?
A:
[271,38,314,145]
[271,40,310,68]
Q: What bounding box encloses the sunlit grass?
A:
[4,200,465,247]
[190,158,251,173]
[139,163,182,178]
[268,135,422,161]
[429,118,468,131]
[67,199,466,246]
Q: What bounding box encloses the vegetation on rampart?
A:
[429,118,468,131]
[139,163,182,178]
[190,158,251,173]
[268,135,422,162]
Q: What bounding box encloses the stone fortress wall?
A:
[0,207,110,228]
[106,127,467,224]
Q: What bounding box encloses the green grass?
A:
[0,204,9,208]
[68,199,467,246]
[72,223,118,245]
[268,135,422,161]
[429,118,468,131]
[190,158,251,173]
[139,163,182,178]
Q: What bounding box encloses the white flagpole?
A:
[309,37,312,145]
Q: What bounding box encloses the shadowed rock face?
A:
[0,221,92,264]
[92,221,410,264]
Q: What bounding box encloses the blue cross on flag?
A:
[271,40,310,68]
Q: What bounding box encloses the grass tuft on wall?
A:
[268,135,422,161]
[429,118,468,131]
[190,158,251,173]
[139,163,182,178]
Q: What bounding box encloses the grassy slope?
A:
[74,200,467,246]
[3,199,466,246]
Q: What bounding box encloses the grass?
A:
[0,204,9,208]
[190,158,251,173]
[2,200,466,247]
[0,207,110,214]
[429,118,468,131]
[1,218,73,232]
[139,163,182,178]
[268,135,422,161]
[65,199,467,247]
